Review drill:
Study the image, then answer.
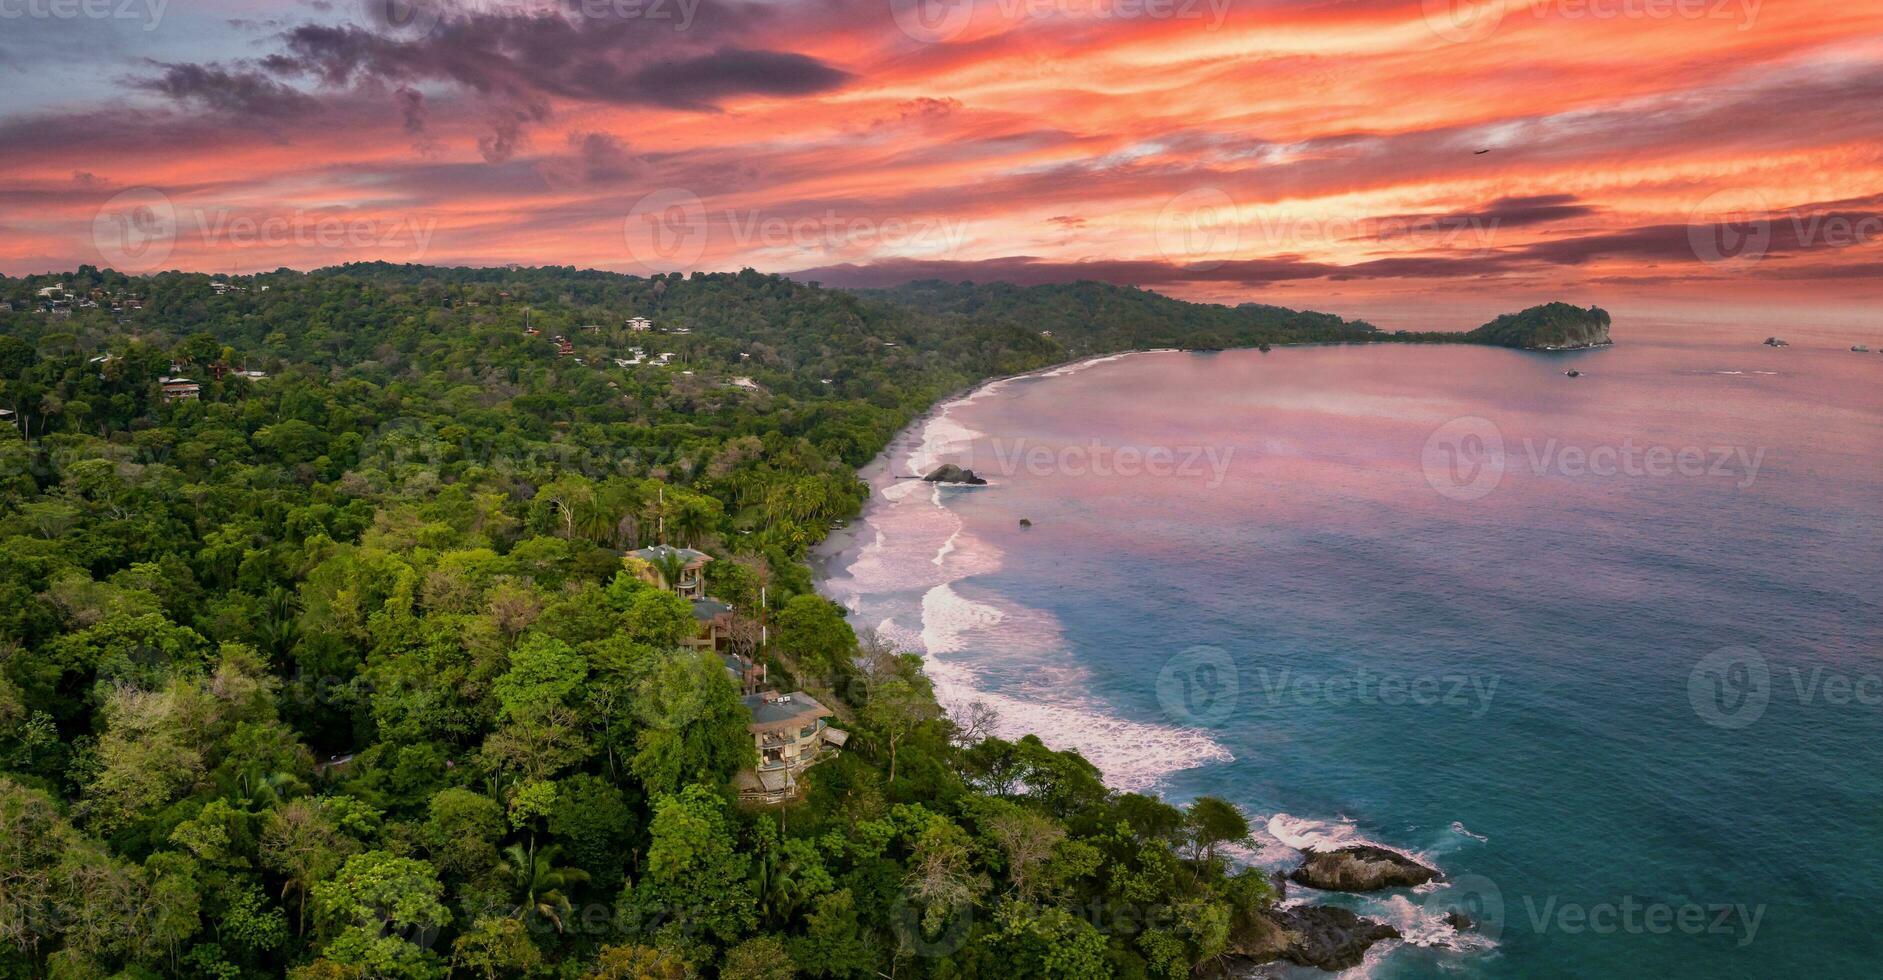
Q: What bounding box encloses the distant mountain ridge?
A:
[863,279,1611,352]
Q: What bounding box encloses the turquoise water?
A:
[819,330,1883,977]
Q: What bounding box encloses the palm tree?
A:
[671,504,712,548]
[648,549,689,593]
[496,842,589,934]
[257,585,300,661]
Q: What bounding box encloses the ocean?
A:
[815,327,1883,977]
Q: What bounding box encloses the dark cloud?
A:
[132,62,317,117]
[1375,194,1599,233]
[260,13,848,111]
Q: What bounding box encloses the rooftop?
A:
[742,691,830,729]
[692,598,733,621]
[629,544,711,566]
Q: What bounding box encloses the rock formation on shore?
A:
[1287,844,1441,892]
[922,463,987,484]
[1222,902,1402,973]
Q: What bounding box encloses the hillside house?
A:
[160,378,201,402]
[628,316,652,331]
[733,691,848,804]
[629,544,710,598]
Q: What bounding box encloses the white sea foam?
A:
[1266,813,1368,852]
[922,648,1233,792]
[906,411,983,477]
[1039,352,1132,378]
[1262,813,1437,868]
[920,582,1006,655]
[1450,820,1488,842]
[1375,893,1497,952]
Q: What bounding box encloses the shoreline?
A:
[803,343,1497,972]
[808,348,1178,590]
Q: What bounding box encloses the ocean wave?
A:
[1374,893,1497,953]
[1262,814,1437,868]
[922,648,1233,791]
[920,582,1006,655]
[1265,812,1369,852]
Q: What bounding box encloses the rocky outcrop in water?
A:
[1221,904,1401,973]
[1287,845,1441,892]
[923,464,986,484]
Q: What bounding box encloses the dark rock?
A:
[1565,369,1581,377]
[1018,518,1032,527]
[1763,337,1789,347]
[1445,910,1474,931]
[1221,902,1400,974]
[1287,845,1440,892]
[922,464,987,485]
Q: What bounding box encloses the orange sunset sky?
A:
[2,0,1881,329]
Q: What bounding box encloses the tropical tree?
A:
[496,842,590,933]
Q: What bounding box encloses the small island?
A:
[1464,302,1613,350]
